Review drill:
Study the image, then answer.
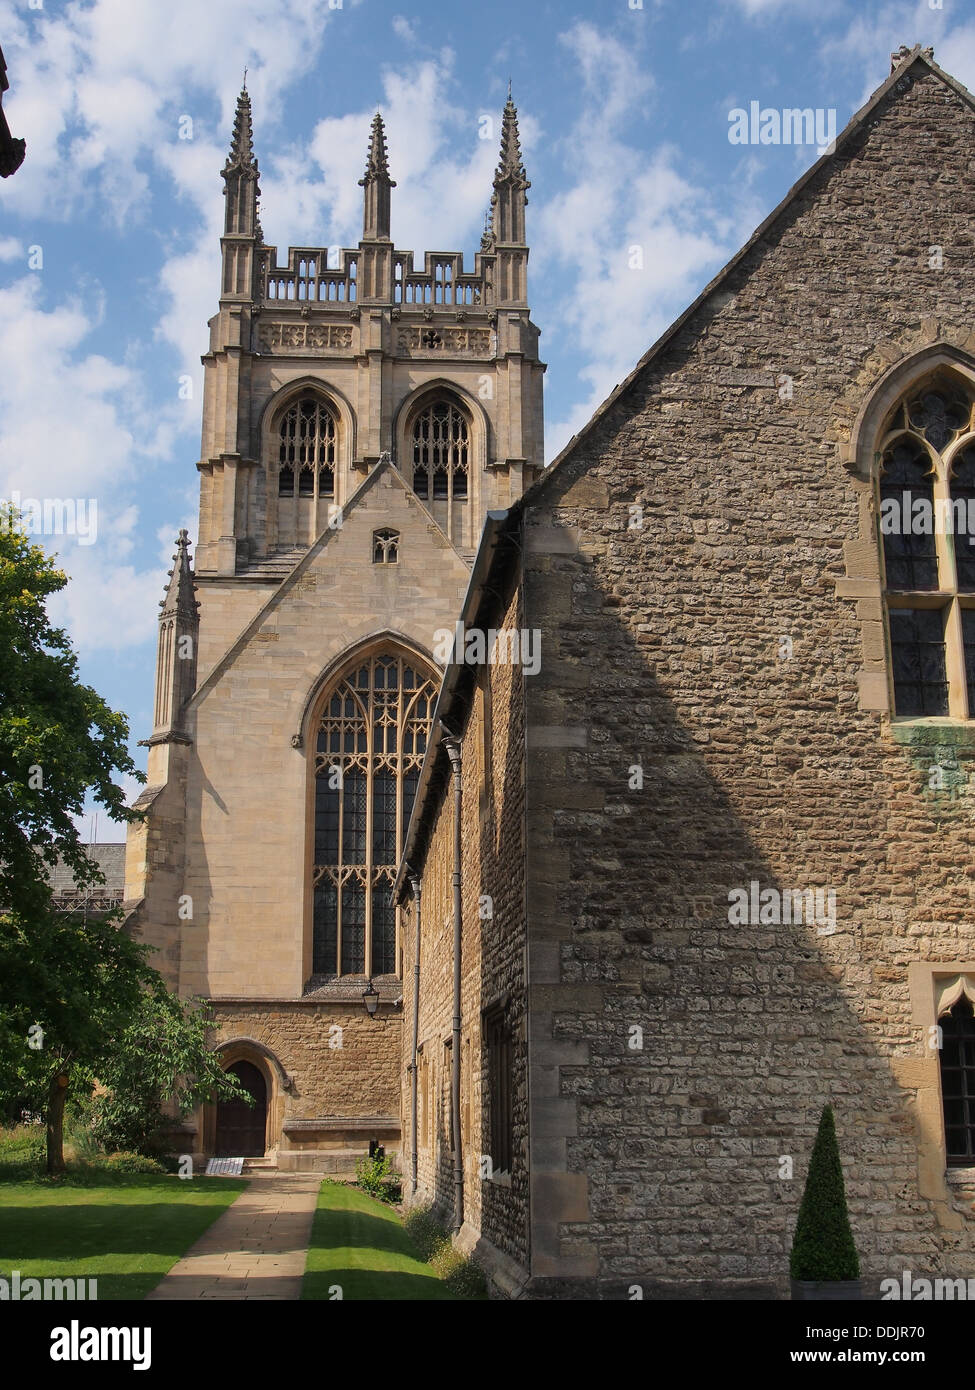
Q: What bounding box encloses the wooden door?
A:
[214,1061,267,1157]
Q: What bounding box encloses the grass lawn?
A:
[302,1182,457,1300]
[0,1174,246,1300]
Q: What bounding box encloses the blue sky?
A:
[0,0,972,836]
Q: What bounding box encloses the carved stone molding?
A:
[256,320,354,353]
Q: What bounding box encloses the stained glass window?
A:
[880,439,938,591]
[889,609,948,716]
[312,652,437,977]
[880,377,975,718]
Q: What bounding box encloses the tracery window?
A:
[373,529,399,564]
[278,396,336,499]
[411,399,469,505]
[939,996,975,1166]
[312,653,436,978]
[878,377,975,717]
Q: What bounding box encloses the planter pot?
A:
[790,1278,862,1301]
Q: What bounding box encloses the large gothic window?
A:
[878,376,975,718]
[312,652,437,979]
[278,396,336,499]
[411,399,469,505]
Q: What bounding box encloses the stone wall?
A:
[520,61,975,1297]
[194,1002,402,1171]
[400,576,530,1284]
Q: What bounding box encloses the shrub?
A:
[355,1152,395,1201]
[790,1104,860,1282]
[95,1151,166,1174]
[403,1201,487,1299]
[403,1203,448,1262]
[0,1124,46,1177]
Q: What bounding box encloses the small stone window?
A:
[278,396,336,499]
[484,1005,513,1176]
[373,529,399,564]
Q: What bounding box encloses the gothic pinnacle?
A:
[224,82,258,175]
[159,529,200,622]
[494,88,529,189]
[359,111,396,187]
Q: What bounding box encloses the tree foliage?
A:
[0,903,156,1171]
[789,1104,861,1282]
[0,506,143,917]
[86,987,249,1156]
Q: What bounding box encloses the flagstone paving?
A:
[146,1171,321,1300]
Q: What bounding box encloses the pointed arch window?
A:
[312,653,437,979]
[373,529,399,564]
[411,399,469,504]
[877,376,975,718]
[939,993,975,1165]
[278,396,336,498]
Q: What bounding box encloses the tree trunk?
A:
[46,1071,69,1175]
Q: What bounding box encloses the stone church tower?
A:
[123,86,544,1168]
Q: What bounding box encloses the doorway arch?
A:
[214,1060,268,1157]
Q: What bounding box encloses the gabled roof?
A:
[395,48,975,893]
[190,452,468,707]
[530,45,975,497]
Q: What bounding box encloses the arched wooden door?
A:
[214,1061,267,1157]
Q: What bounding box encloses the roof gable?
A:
[528,45,975,499]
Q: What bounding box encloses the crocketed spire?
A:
[223,81,258,176]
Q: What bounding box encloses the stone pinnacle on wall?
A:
[490,85,530,253]
[359,111,396,239]
[494,86,529,191]
[360,111,395,185]
[224,80,258,176]
[158,530,200,623]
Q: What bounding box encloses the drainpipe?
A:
[408,868,422,1196]
[442,729,464,1234]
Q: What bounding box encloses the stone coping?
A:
[282,1117,400,1134]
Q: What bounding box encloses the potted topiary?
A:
[789,1104,862,1300]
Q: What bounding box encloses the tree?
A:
[0,507,153,1171]
[790,1104,860,1282]
[0,903,157,1172]
[87,986,249,1156]
[0,505,143,917]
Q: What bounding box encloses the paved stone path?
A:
[146,1171,321,1301]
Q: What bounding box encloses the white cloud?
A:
[392,15,417,43]
[535,23,730,457]
[0,277,177,652]
[817,5,975,112]
[0,0,335,223]
[0,237,24,262]
[288,52,498,257]
[726,0,835,16]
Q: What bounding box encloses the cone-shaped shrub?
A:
[789,1104,860,1281]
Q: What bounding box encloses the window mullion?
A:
[364,669,374,978]
[946,595,967,719]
